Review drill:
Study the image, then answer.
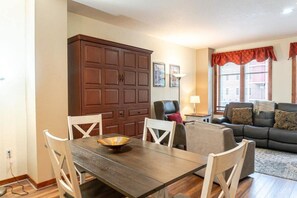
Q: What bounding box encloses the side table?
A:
[184,113,212,123]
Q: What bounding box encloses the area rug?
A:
[255,148,297,181]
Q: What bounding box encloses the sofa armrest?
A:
[239,140,255,179]
[212,117,229,124]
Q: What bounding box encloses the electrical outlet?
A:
[6,150,11,159]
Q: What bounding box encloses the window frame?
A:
[292,56,297,103]
[214,59,272,114]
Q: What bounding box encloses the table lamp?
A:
[173,73,186,104]
[190,95,200,113]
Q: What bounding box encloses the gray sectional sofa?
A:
[213,102,297,153]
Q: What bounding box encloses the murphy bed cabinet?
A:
[68,35,153,139]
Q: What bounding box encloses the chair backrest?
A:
[43,130,81,198]
[67,114,103,140]
[142,117,176,147]
[154,100,180,120]
[201,139,249,198]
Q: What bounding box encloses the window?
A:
[214,59,272,113]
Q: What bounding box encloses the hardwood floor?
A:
[2,173,297,197]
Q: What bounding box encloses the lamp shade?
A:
[190,96,200,103]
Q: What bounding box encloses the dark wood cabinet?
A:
[68,35,153,138]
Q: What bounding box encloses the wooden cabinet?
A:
[68,35,153,138]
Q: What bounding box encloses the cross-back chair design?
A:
[43,130,123,198]
[201,139,249,198]
[174,139,248,198]
[142,117,176,148]
[67,114,103,184]
[67,114,103,139]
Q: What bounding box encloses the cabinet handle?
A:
[118,74,121,82]
[121,74,125,82]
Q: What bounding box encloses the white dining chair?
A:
[142,118,176,198]
[67,114,103,184]
[43,130,123,198]
[142,117,176,148]
[174,139,249,198]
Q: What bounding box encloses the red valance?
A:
[212,46,277,67]
[289,42,297,58]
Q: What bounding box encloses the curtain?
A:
[289,42,297,58]
[212,46,277,67]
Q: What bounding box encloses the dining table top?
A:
[68,134,207,198]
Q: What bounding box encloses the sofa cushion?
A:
[231,107,253,125]
[226,102,253,123]
[167,112,183,124]
[274,109,297,130]
[277,103,297,112]
[269,127,297,144]
[253,111,275,127]
[222,123,244,142]
[244,125,269,148]
[268,140,297,153]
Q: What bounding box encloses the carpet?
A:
[255,148,297,181]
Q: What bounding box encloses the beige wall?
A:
[215,36,297,103]
[68,12,197,117]
[196,48,214,114]
[0,0,27,181]
[26,0,68,183]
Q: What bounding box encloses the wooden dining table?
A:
[68,134,207,198]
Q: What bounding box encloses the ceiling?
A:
[69,0,297,49]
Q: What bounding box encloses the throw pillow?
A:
[167,112,183,124]
[274,109,297,130]
[231,107,253,125]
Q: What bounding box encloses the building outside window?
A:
[215,60,270,113]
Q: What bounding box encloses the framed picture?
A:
[169,64,180,87]
[153,62,166,87]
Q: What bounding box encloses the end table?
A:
[185,113,211,123]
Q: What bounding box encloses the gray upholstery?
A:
[154,100,186,148]
[221,123,244,142]
[277,103,297,112]
[253,111,275,127]
[225,102,254,122]
[244,125,269,148]
[186,122,255,180]
[212,102,297,153]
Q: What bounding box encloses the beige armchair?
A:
[185,121,255,180]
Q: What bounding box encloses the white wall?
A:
[68,12,197,116]
[215,36,297,103]
[0,0,27,180]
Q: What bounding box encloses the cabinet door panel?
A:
[138,55,149,70]
[105,48,120,66]
[84,68,102,85]
[129,108,149,116]
[101,111,115,119]
[138,72,149,86]
[137,120,145,136]
[84,88,102,106]
[103,124,120,134]
[105,69,119,85]
[124,89,136,104]
[84,44,103,64]
[104,89,119,105]
[138,89,149,103]
[123,71,136,86]
[123,52,136,68]
[123,122,136,136]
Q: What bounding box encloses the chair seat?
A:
[65,179,124,198]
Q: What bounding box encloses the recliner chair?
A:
[154,100,186,149]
